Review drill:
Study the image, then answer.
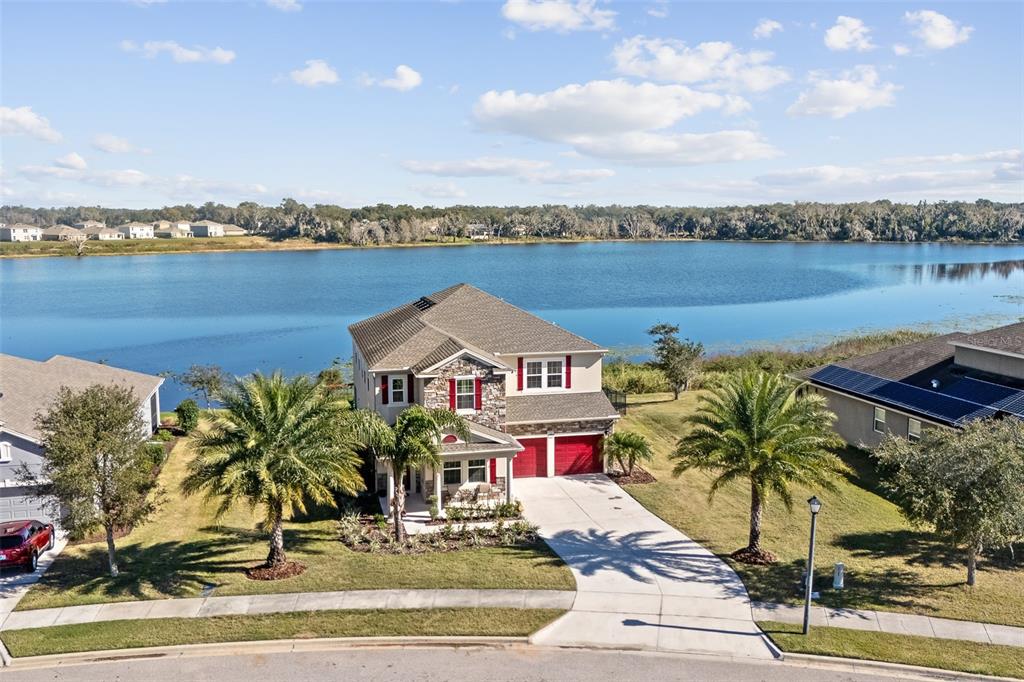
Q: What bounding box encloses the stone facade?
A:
[504,419,616,438]
[421,357,506,430]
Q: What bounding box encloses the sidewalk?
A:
[753,601,1024,648]
[0,589,576,632]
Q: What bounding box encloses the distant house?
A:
[799,321,1024,449]
[117,222,155,239]
[0,224,43,242]
[72,220,105,230]
[222,223,247,237]
[190,220,225,238]
[153,221,193,239]
[41,225,80,241]
[0,354,163,528]
[467,224,491,241]
[82,226,124,241]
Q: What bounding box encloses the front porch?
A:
[379,453,517,519]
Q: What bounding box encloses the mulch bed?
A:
[608,467,657,485]
[245,561,307,580]
[730,547,778,565]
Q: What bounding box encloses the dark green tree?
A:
[647,323,704,399]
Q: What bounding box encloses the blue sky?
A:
[1,0,1021,208]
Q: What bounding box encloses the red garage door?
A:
[554,435,603,475]
[513,437,547,478]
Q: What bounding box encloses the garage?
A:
[0,487,56,528]
[554,434,604,475]
[513,437,548,478]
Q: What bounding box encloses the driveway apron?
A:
[517,475,777,659]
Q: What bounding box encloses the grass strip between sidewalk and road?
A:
[758,621,1024,680]
[0,608,565,658]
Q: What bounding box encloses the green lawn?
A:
[758,621,1024,679]
[620,393,1024,626]
[19,438,573,611]
[0,608,564,658]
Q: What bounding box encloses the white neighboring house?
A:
[0,354,163,529]
[222,223,248,237]
[190,220,225,238]
[41,225,81,241]
[72,220,105,230]
[467,224,491,241]
[1,224,43,242]
[117,222,155,239]
[153,220,194,238]
[82,226,124,241]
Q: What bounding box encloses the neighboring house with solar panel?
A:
[798,322,1024,449]
[349,284,619,515]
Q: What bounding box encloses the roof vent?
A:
[412,297,436,312]
[930,379,941,389]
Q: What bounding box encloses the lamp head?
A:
[808,496,822,515]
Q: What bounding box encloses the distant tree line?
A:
[3,198,1022,243]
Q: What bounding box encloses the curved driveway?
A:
[517,474,778,659]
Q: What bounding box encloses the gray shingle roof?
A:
[953,321,1024,356]
[349,284,603,371]
[0,354,163,442]
[505,391,619,424]
[831,332,965,381]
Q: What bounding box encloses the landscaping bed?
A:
[339,513,540,555]
[607,467,656,485]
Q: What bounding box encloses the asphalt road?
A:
[3,645,965,682]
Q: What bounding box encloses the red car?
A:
[0,520,55,572]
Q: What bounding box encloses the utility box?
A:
[833,562,845,590]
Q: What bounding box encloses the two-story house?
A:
[349,284,619,512]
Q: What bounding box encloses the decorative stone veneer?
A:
[421,357,506,430]
[504,419,616,438]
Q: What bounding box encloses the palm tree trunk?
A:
[392,469,407,543]
[748,482,763,553]
[266,506,287,566]
[105,525,119,577]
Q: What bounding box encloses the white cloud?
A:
[501,0,615,33]
[92,133,150,154]
[0,106,62,143]
[55,152,87,170]
[892,43,911,56]
[884,149,1022,165]
[753,19,783,39]
[20,164,150,186]
[611,36,789,92]
[266,0,301,11]
[289,59,339,87]
[413,182,467,199]
[647,0,668,19]
[403,157,550,177]
[527,168,615,184]
[754,164,1021,200]
[905,10,973,50]
[568,130,779,166]
[378,65,423,91]
[121,39,235,64]
[787,66,899,119]
[824,16,875,52]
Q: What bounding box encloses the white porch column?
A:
[434,468,445,518]
[386,468,395,515]
[505,456,514,503]
[545,433,555,478]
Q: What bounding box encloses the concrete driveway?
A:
[0,537,67,627]
[517,475,778,659]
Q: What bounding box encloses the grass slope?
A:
[759,621,1024,680]
[1,608,564,658]
[18,438,572,611]
[620,393,1024,626]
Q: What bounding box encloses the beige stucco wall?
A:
[812,386,943,449]
[504,351,603,397]
[954,346,1024,381]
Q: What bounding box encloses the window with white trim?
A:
[455,378,475,411]
[467,459,486,483]
[908,418,921,443]
[525,359,564,390]
[391,377,405,404]
[873,407,886,434]
[0,442,10,463]
[443,460,462,485]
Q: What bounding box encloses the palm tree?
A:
[181,371,363,568]
[347,405,468,542]
[603,431,654,476]
[670,371,846,564]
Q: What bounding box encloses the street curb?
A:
[0,636,528,670]
[0,637,12,667]
[782,652,1021,682]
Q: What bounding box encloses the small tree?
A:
[177,364,227,408]
[875,419,1024,587]
[647,323,704,399]
[29,384,160,577]
[175,399,200,433]
[603,431,654,475]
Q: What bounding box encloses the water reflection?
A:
[875,259,1024,284]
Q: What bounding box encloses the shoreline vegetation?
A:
[2,199,1022,258]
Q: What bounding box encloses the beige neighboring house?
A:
[799,321,1024,449]
[153,220,194,238]
[1,224,43,242]
[82,225,124,240]
[41,225,81,241]
[190,220,225,238]
[117,222,155,239]
[0,354,164,528]
[350,283,619,516]
[222,223,247,237]
[72,220,105,230]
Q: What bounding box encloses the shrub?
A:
[174,399,200,433]
[602,358,669,394]
[153,429,174,442]
[143,442,166,469]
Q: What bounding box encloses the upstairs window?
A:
[0,442,10,463]
[455,378,475,411]
[908,418,921,443]
[873,407,886,434]
[391,377,405,404]
[525,359,564,390]
[526,361,544,389]
[546,360,563,388]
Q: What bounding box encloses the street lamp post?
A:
[802,495,822,635]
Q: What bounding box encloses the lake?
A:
[2,241,1022,406]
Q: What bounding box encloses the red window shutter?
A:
[565,355,572,389]
[517,357,524,390]
[381,375,389,405]
[449,378,456,409]
[407,373,414,403]
[474,377,482,410]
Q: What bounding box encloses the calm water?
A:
[2,242,1022,406]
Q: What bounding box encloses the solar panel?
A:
[810,365,998,425]
[941,377,1021,409]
